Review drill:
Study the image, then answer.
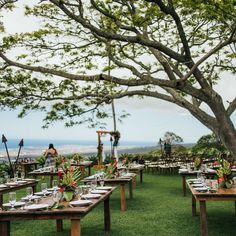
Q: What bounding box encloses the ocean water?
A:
[0,138,156,159]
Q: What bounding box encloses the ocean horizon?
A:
[0,138,157,158]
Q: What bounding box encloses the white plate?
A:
[21,195,41,201]
[188,179,199,182]
[24,204,49,210]
[91,190,108,194]
[0,184,8,188]
[192,184,204,187]
[34,191,51,196]
[5,182,19,186]
[69,200,93,206]
[16,180,27,184]
[82,194,101,199]
[47,187,60,192]
[3,201,26,207]
[84,176,95,180]
[24,178,35,181]
[195,187,208,191]
[96,186,113,190]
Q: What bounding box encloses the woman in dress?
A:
[44,143,58,167]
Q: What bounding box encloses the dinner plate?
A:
[0,184,8,188]
[192,184,204,187]
[24,178,35,181]
[69,200,93,206]
[84,176,95,180]
[5,182,19,186]
[96,186,113,190]
[21,195,41,201]
[82,194,101,199]
[90,190,108,194]
[194,187,208,191]
[3,201,26,208]
[24,204,49,210]
[34,191,51,196]
[188,178,199,182]
[16,180,27,184]
[47,187,60,192]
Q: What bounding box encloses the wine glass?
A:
[21,172,25,180]
[9,192,16,210]
[41,183,47,197]
[26,187,33,202]
[52,180,58,191]
[75,186,83,200]
[99,175,105,187]
[52,191,61,203]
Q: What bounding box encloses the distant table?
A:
[15,161,39,177]
[0,179,38,207]
[128,165,145,183]
[72,161,93,176]
[0,187,115,236]
[187,180,236,236]
[29,171,59,188]
[179,171,216,196]
[83,174,135,211]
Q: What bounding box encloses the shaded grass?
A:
[5,173,236,236]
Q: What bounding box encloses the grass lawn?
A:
[5,173,236,236]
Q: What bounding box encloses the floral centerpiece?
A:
[194,157,202,170]
[216,158,233,188]
[58,162,81,201]
[105,160,118,178]
[54,156,66,170]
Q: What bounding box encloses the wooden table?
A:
[179,171,216,196]
[187,180,236,236]
[0,180,38,207]
[15,162,38,177]
[83,175,135,211]
[0,187,115,236]
[29,171,59,188]
[128,165,144,183]
[72,161,93,176]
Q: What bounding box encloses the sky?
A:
[0,1,235,144]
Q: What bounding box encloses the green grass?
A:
[5,173,236,236]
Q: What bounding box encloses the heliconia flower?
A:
[213,161,219,166]
[58,172,63,178]
[218,177,225,183]
[59,186,64,192]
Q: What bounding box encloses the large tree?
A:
[0,1,236,156]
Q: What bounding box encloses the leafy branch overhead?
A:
[0,0,236,156]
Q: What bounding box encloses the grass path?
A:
[9,173,236,235]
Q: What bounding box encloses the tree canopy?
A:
[0,0,236,156]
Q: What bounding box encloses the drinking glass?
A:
[9,192,16,210]
[26,187,33,202]
[52,191,62,203]
[91,178,97,190]
[75,186,83,200]
[21,172,25,180]
[99,176,105,187]
[52,180,58,191]
[41,183,47,197]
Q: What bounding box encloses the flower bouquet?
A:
[58,162,81,201]
[216,159,233,188]
[54,156,66,170]
[105,160,118,178]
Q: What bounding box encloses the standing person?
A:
[164,139,172,158]
[44,143,58,167]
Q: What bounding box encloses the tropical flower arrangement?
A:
[54,156,67,170]
[194,157,202,170]
[105,160,118,178]
[216,158,233,188]
[58,162,81,201]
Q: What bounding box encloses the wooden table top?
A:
[0,187,115,220]
[187,180,236,200]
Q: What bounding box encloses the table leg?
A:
[129,180,133,199]
[199,200,208,236]
[50,175,53,188]
[192,194,196,216]
[104,196,110,232]
[0,194,3,207]
[56,219,63,232]
[88,166,91,176]
[32,184,36,194]
[120,184,126,211]
[133,176,136,190]
[234,201,236,216]
[0,221,10,236]
[71,219,81,236]
[140,170,143,183]
[182,176,186,196]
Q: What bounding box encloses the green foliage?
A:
[163,131,184,144]
[36,156,46,167]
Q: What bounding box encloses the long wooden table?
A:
[187,180,236,236]
[0,179,38,207]
[83,175,135,211]
[0,187,115,236]
[128,165,144,183]
[14,161,39,177]
[179,171,216,196]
